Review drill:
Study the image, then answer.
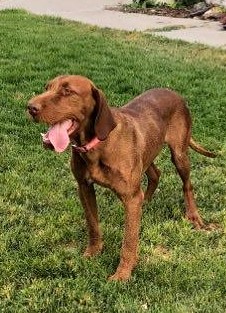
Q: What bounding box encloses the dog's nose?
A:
[27,103,39,116]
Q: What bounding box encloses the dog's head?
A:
[27,75,116,152]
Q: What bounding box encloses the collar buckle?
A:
[72,137,100,153]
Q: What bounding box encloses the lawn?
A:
[0,9,226,313]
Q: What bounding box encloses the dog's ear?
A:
[92,85,117,141]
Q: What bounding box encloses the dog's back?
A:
[119,88,191,151]
[120,88,188,121]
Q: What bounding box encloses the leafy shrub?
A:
[175,0,200,7]
[133,0,200,8]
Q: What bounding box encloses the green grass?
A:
[0,9,226,313]
[148,25,187,32]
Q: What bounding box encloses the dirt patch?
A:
[153,245,172,260]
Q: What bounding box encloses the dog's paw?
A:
[108,269,131,282]
[83,242,104,257]
[186,212,204,229]
[201,222,222,232]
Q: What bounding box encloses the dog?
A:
[27,75,216,281]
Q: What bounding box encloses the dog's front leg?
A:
[109,189,144,281]
[71,153,103,257]
[78,182,103,257]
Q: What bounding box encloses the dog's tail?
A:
[189,138,216,158]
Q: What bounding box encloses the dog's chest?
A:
[83,156,116,189]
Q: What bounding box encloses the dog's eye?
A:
[59,86,71,96]
[61,83,77,96]
[64,87,71,94]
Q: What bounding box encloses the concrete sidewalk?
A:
[0,0,226,49]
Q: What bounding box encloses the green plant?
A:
[175,0,200,7]
[133,0,200,7]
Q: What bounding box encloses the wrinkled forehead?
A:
[47,75,93,95]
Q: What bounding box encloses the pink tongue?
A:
[44,120,73,153]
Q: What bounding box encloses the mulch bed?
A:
[108,4,226,22]
[114,5,194,18]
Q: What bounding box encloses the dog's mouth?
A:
[41,119,79,153]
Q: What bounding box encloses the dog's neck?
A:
[72,118,100,153]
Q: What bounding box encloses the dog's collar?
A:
[72,137,101,153]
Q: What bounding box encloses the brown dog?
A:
[27,75,216,281]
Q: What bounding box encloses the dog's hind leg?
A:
[169,144,204,229]
[144,163,161,201]
[165,104,204,228]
